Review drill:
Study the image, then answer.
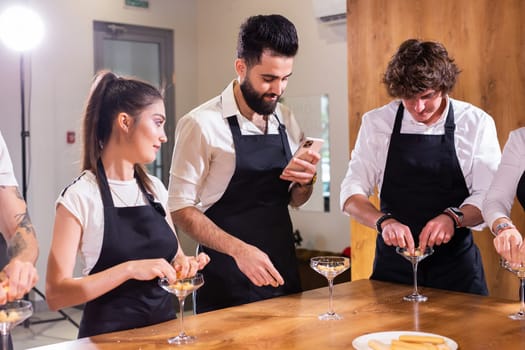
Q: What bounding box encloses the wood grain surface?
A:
[28,280,525,349]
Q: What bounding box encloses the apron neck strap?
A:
[393,99,455,135]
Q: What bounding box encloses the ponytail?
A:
[81,70,163,195]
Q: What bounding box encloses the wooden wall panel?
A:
[347,0,525,300]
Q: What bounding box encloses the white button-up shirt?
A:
[168,80,303,213]
[483,127,525,228]
[340,97,501,229]
[0,131,18,186]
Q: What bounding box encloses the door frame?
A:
[93,20,175,184]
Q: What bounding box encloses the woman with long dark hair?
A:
[46,71,209,337]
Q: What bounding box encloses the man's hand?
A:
[493,228,523,266]
[232,243,284,288]
[419,214,456,252]
[380,219,416,253]
[280,150,320,186]
[0,258,38,304]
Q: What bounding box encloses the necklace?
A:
[109,183,142,207]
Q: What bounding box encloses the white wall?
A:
[196,0,350,253]
[0,0,199,296]
[0,0,350,300]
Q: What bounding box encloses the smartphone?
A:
[285,137,324,172]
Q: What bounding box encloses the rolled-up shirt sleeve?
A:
[458,112,501,226]
[483,128,525,228]
[340,112,390,213]
[168,115,212,213]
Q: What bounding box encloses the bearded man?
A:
[167,14,319,313]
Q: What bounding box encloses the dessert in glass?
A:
[310,256,350,320]
[396,246,434,302]
[158,273,204,344]
[500,259,525,320]
[0,299,33,350]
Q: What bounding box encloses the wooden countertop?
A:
[28,279,525,349]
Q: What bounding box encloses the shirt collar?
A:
[405,95,450,127]
[220,79,241,119]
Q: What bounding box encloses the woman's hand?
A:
[126,258,177,282]
[172,253,210,280]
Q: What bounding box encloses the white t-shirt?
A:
[340,97,502,229]
[57,170,170,275]
[483,127,525,229]
[168,80,304,213]
[0,131,18,186]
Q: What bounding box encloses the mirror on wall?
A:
[284,94,330,212]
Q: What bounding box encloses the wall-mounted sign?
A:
[125,0,149,9]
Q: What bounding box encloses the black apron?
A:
[77,161,178,337]
[517,171,525,210]
[370,102,488,295]
[196,115,302,313]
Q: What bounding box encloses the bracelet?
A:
[376,213,395,234]
[442,211,459,227]
[443,207,463,228]
[493,222,516,236]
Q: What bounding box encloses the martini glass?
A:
[500,259,525,320]
[396,246,434,302]
[0,300,33,350]
[310,256,350,320]
[158,273,204,344]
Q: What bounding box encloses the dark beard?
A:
[240,78,279,115]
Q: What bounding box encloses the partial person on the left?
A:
[0,130,39,350]
[0,130,39,305]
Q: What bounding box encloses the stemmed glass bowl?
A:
[0,299,33,350]
[158,273,204,344]
[310,256,350,320]
[500,259,525,320]
[396,246,434,302]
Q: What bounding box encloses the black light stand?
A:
[19,55,28,201]
[18,54,79,329]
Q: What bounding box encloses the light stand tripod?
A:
[18,52,79,331]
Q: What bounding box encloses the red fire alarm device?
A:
[67,131,75,144]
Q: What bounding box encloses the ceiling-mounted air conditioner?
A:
[312,0,346,23]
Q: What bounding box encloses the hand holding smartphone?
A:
[285,137,324,172]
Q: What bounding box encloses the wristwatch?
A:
[443,207,464,228]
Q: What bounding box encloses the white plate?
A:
[352,331,458,350]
